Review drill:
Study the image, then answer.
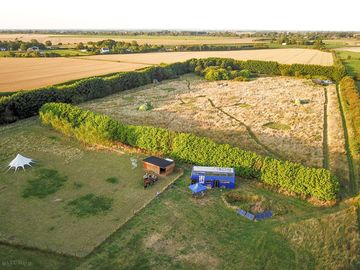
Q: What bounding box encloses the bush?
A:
[40,103,340,201]
[339,76,360,159]
[204,67,230,81]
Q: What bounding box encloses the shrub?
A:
[40,103,340,201]
[339,76,360,159]
[204,67,230,81]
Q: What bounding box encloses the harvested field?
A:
[82,75,337,169]
[0,33,258,45]
[336,47,360,52]
[326,86,350,193]
[79,49,333,66]
[0,49,333,92]
[0,58,146,92]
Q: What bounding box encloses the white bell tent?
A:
[8,154,34,171]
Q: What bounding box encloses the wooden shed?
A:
[143,156,175,176]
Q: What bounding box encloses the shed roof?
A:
[143,156,174,168]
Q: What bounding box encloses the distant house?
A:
[27,46,39,52]
[100,48,110,54]
[0,47,6,51]
[190,166,236,189]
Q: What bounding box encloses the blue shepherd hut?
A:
[190,166,235,189]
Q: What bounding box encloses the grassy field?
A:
[0,49,333,92]
[1,170,359,269]
[0,109,358,269]
[0,118,182,257]
[76,176,360,270]
[82,75,347,173]
[336,51,360,78]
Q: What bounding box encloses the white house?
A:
[100,47,110,54]
[27,46,39,52]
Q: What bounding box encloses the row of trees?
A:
[0,57,345,124]
[39,102,340,201]
[0,39,46,51]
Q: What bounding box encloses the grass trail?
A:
[207,98,284,160]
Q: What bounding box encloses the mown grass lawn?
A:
[77,175,360,270]
[0,118,181,257]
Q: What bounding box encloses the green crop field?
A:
[0,118,182,257]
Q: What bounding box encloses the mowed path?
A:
[0,49,333,92]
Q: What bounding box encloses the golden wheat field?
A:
[0,49,333,92]
[80,49,333,66]
[0,33,258,45]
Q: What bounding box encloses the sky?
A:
[0,0,359,31]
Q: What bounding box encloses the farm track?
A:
[207,98,283,160]
[336,84,358,195]
[323,88,329,169]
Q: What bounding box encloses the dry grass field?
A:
[0,49,333,92]
[0,33,258,45]
[82,75,340,170]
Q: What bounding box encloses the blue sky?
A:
[0,0,359,31]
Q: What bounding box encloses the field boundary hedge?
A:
[338,77,360,194]
[1,57,345,125]
[40,103,339,201]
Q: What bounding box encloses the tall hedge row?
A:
[40,102,339,201]
[339,76,360,160]
[1,57,345,125]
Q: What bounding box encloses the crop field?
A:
[79,49,333,66]
[0,118,182,257]
[0,33,259,45]
[82,74,349,184]
[336,47,360,53]
[0,58,146,92]
[0,49,333,92]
